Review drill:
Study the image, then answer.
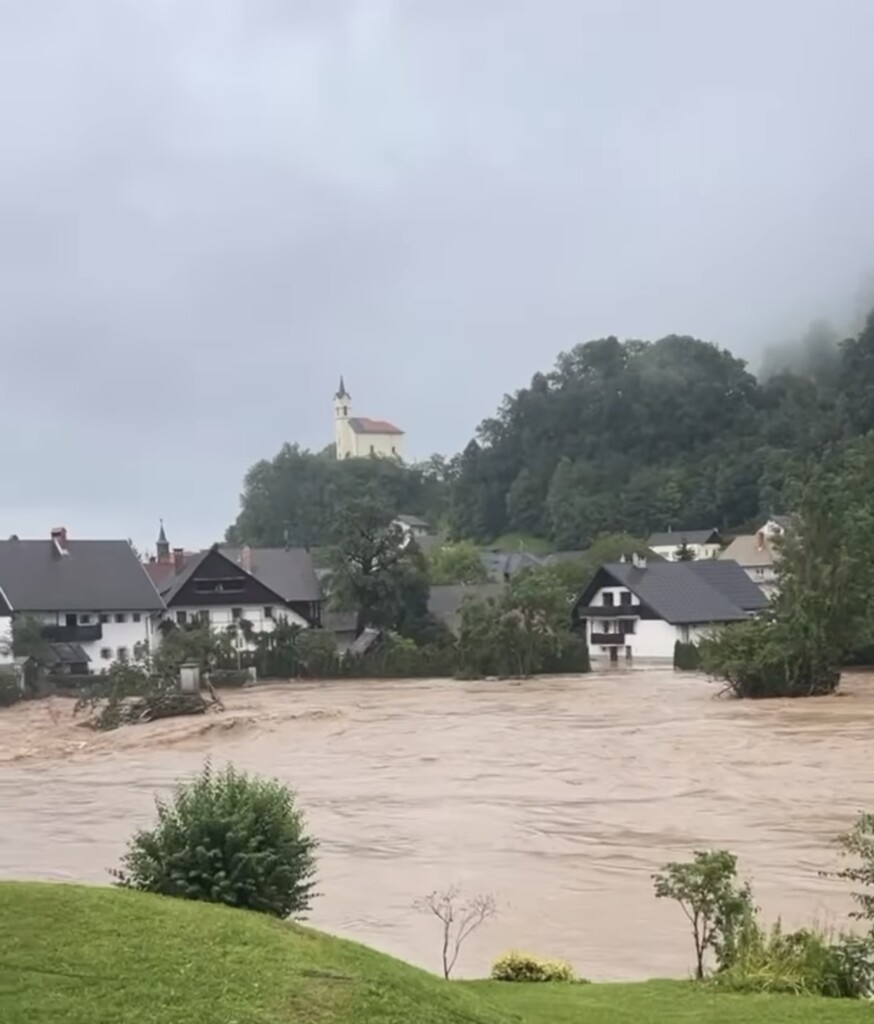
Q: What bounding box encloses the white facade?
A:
[584,584,712,662]
[34,610,155,669]
[0,616,11,663]
[161,604,309,651]
[650,541,721,562]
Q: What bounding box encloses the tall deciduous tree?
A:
[327,498,429,636]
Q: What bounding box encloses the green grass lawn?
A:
[468,978,874,1023]
[2,882,871,1024]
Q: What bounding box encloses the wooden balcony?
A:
[590,631,629,646]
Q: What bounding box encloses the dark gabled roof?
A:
[688,560,769,612]
[428,583,505,618]
[479,551,544,580]
[219,547,321,603]
[0,540,165,612]
[396,513,429,529]
[159,546,321,606]
[647,529,721,548]
[579,561,750,625]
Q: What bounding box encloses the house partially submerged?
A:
[574,555,767,663]
[427,582,505,635]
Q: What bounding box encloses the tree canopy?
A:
[228,317,874,550]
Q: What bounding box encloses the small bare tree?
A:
[414,885,497,979]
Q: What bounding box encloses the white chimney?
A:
[241,544,253,574]
[50,527,68,556]
[631,552,647,570]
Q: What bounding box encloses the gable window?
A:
[264,606,274,620]
[176,610,188,625]
[620,591,632,606]
[603,592,615,607]
[100,648,112,660]
[132,612,141,623]
[194,577,244,594]
[116,647,129,662]
[115,613,127,624]
[79,614,92,624]
[99,613,110,624]
[232,607,243,621]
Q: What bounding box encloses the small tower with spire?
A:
[334,376,353,459]
[156,519,170,564]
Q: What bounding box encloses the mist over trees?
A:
[228,312,874,550]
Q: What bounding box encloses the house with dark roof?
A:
[647,528,722,561]
[155,541,321,640]
[0,528,165,671]
[428,582,506,635]
[333,377,405,460]
[479,550,544,582]
[574,555,767,663]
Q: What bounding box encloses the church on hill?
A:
[333,377,404,461]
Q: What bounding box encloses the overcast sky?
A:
[3,0,874,552]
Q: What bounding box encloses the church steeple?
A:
[335,375,350,400]
[156,519,170,563]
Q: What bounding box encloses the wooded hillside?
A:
[228,314,874,549]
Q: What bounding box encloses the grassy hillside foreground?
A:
[1,883,872,1024]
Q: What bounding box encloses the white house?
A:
[154,543,322,648]
[647,529,722,561]
[334,377,404,460]
[719,516,791,598]
[393,514,430,542]
[574,555,768,663]
[0,528,164,672]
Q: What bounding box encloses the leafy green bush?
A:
[0,671,22,707]
[653,850,753,979]
[712,918,873,998]
[209,668,252,688]
[673,640,701,671]
[113,763,318,919]
[490,951,579,983]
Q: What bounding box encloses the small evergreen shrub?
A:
[113,762,318,919]
[673,640,701,671]
[0,672,22,707]
[490,951,579,983]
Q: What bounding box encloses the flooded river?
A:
[1,669,873,980]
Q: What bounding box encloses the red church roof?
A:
[348,417,403,435]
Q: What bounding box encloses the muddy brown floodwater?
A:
[1,669,873,979]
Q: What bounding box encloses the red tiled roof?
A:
[348,417,403,435]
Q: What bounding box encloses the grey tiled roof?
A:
[688,560,769,612]
[159,546,322,605]
[0,540,164,612]
[220,547,321,603]
[584,560,753,624]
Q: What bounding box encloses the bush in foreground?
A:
[113,762,318,919]
[712,918,874,999]
[490,951,578,983]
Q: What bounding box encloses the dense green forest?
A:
[227,313,874,550]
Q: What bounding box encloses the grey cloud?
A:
[2,0,874,549]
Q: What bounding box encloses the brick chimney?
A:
[173,548,185,573]
[50,527,68,556]
[241,544,252,574]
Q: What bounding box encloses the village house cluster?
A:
[0,514,785,676]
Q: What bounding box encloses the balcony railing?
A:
[41,624,103,643]
[590,631,629,646]
[577,604,640,618]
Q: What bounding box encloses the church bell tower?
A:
[334,376,352,459]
